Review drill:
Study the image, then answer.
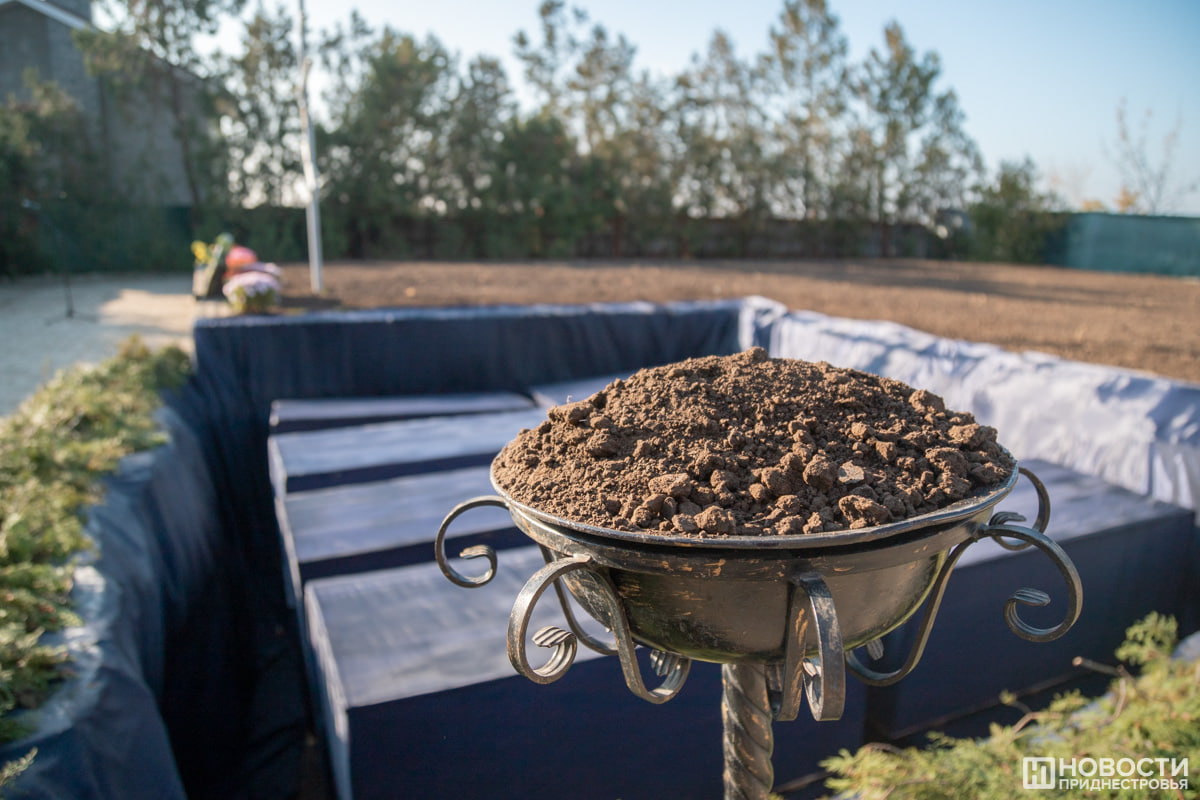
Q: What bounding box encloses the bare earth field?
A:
[276,259,1200,385]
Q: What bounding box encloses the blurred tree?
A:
[441,55,515,255]
[486,112,583,257]
[203,1,310,259]
[319,20,456,256]
[968,157,1064,263]
[763,0,848,221]
[513,0,584,118]
[671,30,777,251]
[569,21,676,254]
[222,1,301,209]
[564,17,637,152]
[44,0,1009,261]
[0,77,105,275]
[598,75,677,255]
[514,1,674,255]
[77,0,247,216]
[840,21,980,251]
[1114,186,1141,214]
[1109,98,1198,215]
[825,123,877,251]
[444,56,514,213]
[0,76,101,206]
[0,102,37,274]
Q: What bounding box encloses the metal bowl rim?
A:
[489,456,1018,550]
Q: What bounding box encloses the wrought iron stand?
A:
[435,467,1082,800]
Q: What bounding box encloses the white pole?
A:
[297,0,324,292]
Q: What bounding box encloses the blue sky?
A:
[302,0,1200,215]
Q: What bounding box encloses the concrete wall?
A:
[0,0,198,207]
[0,5,54,101]
[101,73,201,206]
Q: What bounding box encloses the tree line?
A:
[0,0,1063,276]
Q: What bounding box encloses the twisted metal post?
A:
[721,663,774,800]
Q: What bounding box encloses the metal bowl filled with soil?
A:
[436,349,1082,723]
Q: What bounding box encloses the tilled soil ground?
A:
[275,258,1200,385]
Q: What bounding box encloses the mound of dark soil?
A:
[493,347,1014,537]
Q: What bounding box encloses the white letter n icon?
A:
[1023,757,1055,789]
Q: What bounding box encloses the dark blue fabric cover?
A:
[268,407,549,495]
[277,465,522,607]
[192,300,751,404]
[0,408,227,800]
[269,391,535,433]
[2,300,755,798]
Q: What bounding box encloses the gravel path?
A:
[0,273,198,416]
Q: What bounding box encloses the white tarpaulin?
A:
[769,309,1200,522]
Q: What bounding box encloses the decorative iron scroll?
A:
[434,496,506,587]
[435,497,690,702]
[771,572,845,722]
[506,556,589,684]
[845,535,980,687]
[507,553,691,703]
[847,465,1082,685]
[981,521,1082,642]
[989,466,1051,549]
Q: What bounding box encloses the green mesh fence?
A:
[1062,213,1200,276]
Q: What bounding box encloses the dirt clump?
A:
[492,347,1015,537]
